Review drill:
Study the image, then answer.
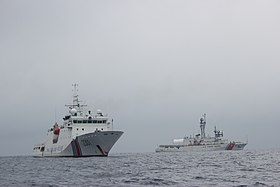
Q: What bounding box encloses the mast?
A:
[214,126,223,139]
[200,113,206,139]
[72,83,81,108]
[72,83,78,107]
[65,83,87,114]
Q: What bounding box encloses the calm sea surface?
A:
[0,150,279,187]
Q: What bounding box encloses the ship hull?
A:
[155,142,247,152]
[231,142,247,150]
[33,130,123,157]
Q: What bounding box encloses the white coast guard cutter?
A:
[33,84,123,157]
[155,114,247,152]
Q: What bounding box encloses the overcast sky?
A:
[0,0,280,156]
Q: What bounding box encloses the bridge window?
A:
[83,120,87,123]
[73,120,77,123]
[88,120,92,123]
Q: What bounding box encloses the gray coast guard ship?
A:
[156,114,247,152]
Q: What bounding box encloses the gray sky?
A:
[0,0,280,156]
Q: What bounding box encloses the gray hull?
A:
[155,142,247,152]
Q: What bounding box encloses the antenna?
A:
[54,107,57,123]
[65,84,87,115]
[72,83,79,106]
[72,83,78,97]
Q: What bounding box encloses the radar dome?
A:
[97,109,103,116]
[70,108,77,115]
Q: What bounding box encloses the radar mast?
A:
[200,113,206,139]
[65,83,87,115]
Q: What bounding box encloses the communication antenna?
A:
[65,83,87,115]
[54,107,57,123]
[72,83,78,97]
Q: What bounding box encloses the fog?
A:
[0,0,280,156]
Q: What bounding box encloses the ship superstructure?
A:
[33,84,123,157]
[155,114,247,152]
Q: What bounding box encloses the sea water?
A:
[0,150,279,187]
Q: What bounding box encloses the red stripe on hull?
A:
[226,142,235,150]
[75,139,82,156]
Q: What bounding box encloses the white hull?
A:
[155,142,247,152]
[33,85,124,157]
[34,131,123,157]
